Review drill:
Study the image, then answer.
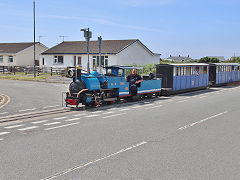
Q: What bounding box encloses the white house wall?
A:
[0,54,16,66]
[41,54,118,71]
[15,44,47,66]
[117,41,160,65]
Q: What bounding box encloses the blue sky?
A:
[0,0,239,59]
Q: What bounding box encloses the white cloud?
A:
[40,15,163,33]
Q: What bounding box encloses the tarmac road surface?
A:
[0,80,240,179]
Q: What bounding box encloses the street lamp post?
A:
[80,28,92,74]
[98,36,102,73]
[33,0,36,78]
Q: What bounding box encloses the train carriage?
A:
[209,63,240,86]
[156,63,209,94]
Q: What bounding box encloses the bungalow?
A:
[166,55,192,62]
[0,42,48,66]
[40,39,161,71]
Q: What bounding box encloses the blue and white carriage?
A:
[65,65,162,107]
[209,63,240,86]
[156,63,209,94]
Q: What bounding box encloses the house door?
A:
[35,60,39,66]
[77,56,81,65]
[74,56,76,66]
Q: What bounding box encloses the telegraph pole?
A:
[98,36,102,73]
[33,0,36,78]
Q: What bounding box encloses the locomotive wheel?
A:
[147,93,153,98]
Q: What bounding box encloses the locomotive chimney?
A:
[76,67,82,81]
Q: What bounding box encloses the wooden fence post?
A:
[51,67,53,76]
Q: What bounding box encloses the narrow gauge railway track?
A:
[0,107,71,123]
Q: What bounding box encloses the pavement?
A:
[0,79,69,116]
[0,82,240,180]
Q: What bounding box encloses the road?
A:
[0,80,68,116]
[0,81,240,179]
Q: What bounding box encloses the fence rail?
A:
[0,66,68,76]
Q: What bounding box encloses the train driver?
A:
[126,69,143,95]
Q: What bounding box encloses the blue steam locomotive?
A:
[65,66,162,108]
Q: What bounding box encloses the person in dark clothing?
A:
[126,69,143,95]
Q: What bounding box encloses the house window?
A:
[93,56,109,68]
[0,56,3,63]
[42,58,45,65]
[8,56,13,63]
[54,56,63,64]
[92,56,96,68]
[105,56,108,66]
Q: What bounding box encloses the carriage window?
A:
[232,66,235,71]
[173,67,176,76]
[186,67,191,75]
[238,66,240,71]
[191,67,195,75]
[177,67,180,76]
[180,67,182,76]
[119,69,123,76]
[182,67,185,75]
[107,69,111,74]
[203,66,207,74]
[195,67,200,75]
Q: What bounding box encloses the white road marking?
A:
[0,132,10,136]
[102,111,115,115]
[19,108,37,112]
[164,99,173,102]
[131,105,142,109]
[84,114,99,118]
[73,113,87,117]
[176,100,188,103]
[199,96,207,99]
[102,113,126,119]
[65,118,81,122]
[18,126,38,131]
[119,108,130,111]
[91,111,103,114]
[144,101,151,103]
[32,120,48,124]
[178,111,228,131]
[0,112,8,115]
[143,104,154,107]
[45,122,80,131]
[44,122,61,126]
[4,124,24,129]
[43,105,60,109]
[54,117,67,120]
[41,141,147,180]
[0,138,3,141]
[145,105,163,110]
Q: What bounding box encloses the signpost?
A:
[80,28,92,74]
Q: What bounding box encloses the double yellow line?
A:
[0,94,10,109]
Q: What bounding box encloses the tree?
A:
[229,57,240,63]
[199,57,219,63]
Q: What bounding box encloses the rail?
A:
[0,107,71,123]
